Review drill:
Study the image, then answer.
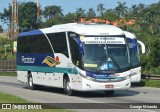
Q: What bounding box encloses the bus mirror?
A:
[137,40,145,54]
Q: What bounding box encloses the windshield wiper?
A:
[109,56,121,72]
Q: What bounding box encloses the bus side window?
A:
[68,32,81,67]
[27,34,52,53]
[47,32,69,58]
[17,36,29,53]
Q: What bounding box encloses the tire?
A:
[104,90,115,96]
[64,76,74,96]
[28,74,36,90]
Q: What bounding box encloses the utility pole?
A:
[11,0,19,39]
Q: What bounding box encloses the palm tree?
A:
[115,2,128,18]
[130,5,138,18]
[63,13,76,23]
[43,5,63,19]
[97,3,106,18]
[137,3,145,11]
[86,8,96,19]
[76,8,86,22]
[104,9,118,22]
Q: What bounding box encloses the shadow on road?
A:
[23,85,140,98]
[131,81,145,88]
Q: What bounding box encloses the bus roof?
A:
[124,31,136,39]
[48,23,124,35]
[18,23,125,37]
[18,30,43,37]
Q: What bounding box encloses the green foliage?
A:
[0,92,29,103]
[133,80,160,88]
[0,93,72,112]
[0,25,3,32]
[97,3,106,18]
[0,72,16,76]
[86,8,96,19]
[63,13,77,23]
[43,5,63,20]
[103,9,119,22]
[115,2,128,18]
[0,38,15,59]
[42,16,64,27]
[19,2,38,31]
[0,4,12,28]
[0,2,39,31]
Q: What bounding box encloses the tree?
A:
[18,2,38,31]
[43,16,64,27]
[115,2,128,18]
[0,4,12,29]
[86,8,96,19]
[128,5,138,18]
[0,25,3,33]
[103,9,119,22]
[43,5,63,20]
[76,8,86,22]
[0,2,39,31]
[97,3,106,18]
[63,13,76,23]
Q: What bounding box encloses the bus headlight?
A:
[124,75,130,80]
[131,70,141,76]
[86,76,92,80]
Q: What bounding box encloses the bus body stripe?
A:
[17,65,78,74]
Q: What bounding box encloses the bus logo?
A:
[42,56,61,67]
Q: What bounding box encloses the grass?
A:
[0,93,29,103]
[0,72,16,76]
[0,93,72,112]
[132,79,160,88]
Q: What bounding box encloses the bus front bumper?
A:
[74,77,131,91]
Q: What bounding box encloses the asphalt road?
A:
[0,76,160,112]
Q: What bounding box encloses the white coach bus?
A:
[124,31,145,83]
[17,23,131,96]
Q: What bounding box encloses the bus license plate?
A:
[105,84,114,88]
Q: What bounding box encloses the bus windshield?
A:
[127,38,140,67]
[82,36,130,73]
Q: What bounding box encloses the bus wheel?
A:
[28,75,36,90]
[64,77,74,96]
[104,90,114,96]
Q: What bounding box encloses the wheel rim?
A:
[66,81,71,91]
[29,77,33,87]
[65,78,72,95]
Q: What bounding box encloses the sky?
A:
[0,0,160,29]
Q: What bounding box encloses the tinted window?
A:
[17,34,52,53]
[47,32,69,58]
[28,34,52,53]
[68,32,81,66]
[17,36,29,53]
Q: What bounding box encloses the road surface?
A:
[0,76,160,112]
